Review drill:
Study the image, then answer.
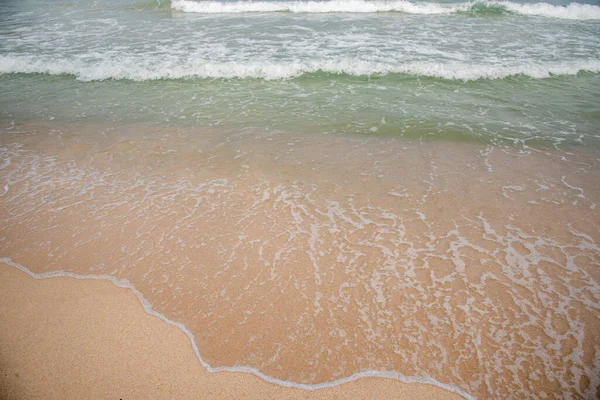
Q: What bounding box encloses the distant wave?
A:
[1,55,599,81]
[171,0,600,20]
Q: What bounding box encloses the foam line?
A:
[0,257,473,399]
[0,55,598,81]
[171,0,600,20]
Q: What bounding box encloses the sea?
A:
[0,0,599,398]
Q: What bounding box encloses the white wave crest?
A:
[502,1,600,19]
[0,55,599,81]
[171,0,600,20]
[172,0,463,14]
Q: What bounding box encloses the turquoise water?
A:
[1,0,599,145]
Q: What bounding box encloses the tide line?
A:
[0,256,474,400]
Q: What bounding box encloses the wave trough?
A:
[171,0,600,20]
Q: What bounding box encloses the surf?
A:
[1,55,599,81]
[171,0,600,20]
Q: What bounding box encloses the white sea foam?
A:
[171,0,600,20]
[1,55,599,81]
[0,257,474,399]
[172,0,464,14]
[500,1,600,19]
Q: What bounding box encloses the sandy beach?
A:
[0,263,464,400]
[1,121,599,398]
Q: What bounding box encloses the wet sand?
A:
[1,121,599,398]
[0,263,464,400]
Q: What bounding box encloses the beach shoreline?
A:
[2,0,600,396]
[1,120,599,398]
[0,261,466,399]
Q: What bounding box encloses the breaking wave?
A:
[171,0,600,20]
[0,55,599,81]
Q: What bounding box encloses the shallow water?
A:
[1,121,599,398]
[0,0,599,145]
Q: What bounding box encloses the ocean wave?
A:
[1,55,599,81]
[171,0,600,20]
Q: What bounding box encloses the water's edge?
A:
[0,257,474,399]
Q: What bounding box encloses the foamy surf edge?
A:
[171,0,600,20]
[0,257,473,399]
[1,55,599,81]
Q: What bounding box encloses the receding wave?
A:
[1,55,599,81]
[171,0,600,20]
